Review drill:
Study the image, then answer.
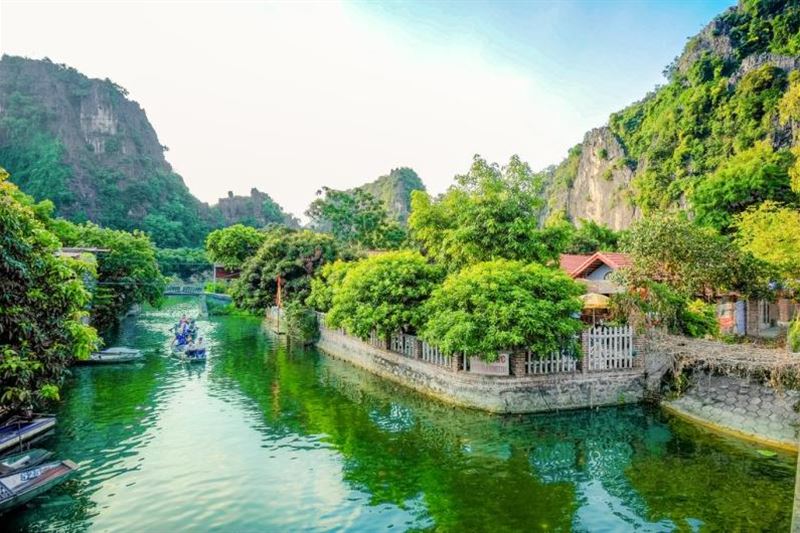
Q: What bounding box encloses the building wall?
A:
[584,264,613,281]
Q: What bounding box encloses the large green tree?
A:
[421,260,584,361]
[734,200,800,285]
[51,220,165,330]
[306,187,405,249]
[0,169,98,412]
[691,142,796,230]
[409,155,566,270]
[205,224,266,270]
[232,229,341,311]
[620,213,772,300]
[327,251,443,338]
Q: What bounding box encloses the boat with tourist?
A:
[0,449,53,476]
[0,417,56,454]
[78,347,143,365]
[0,459,78,514]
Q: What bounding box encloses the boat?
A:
[0,449,52,476]
[0,417,56,454]
[0,460,78,514]
[173,346,207,362]
[78,347,143,365]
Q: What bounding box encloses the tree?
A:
[306,187,405,249]
[205,224,266,270]
[156,247,212,281]
[734,200,800,284]
[564,220,621,254]
[232,229,340,311]
[408,155,563,270]
[53,221,165,330]
[620,213,772,300]
[327,251,443,338]
[691,142,796,230]
[306,260,353,313]
[421,260,584,361]
[0,168,98,412]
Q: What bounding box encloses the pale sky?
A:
[0,0,733,218]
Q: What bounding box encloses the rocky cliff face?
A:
[216,188,299,228]
[543,128,639,229]
[542,1,800,231]
[0,55,292,246]
[354,167,425,224]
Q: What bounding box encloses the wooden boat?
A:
[0,460,78,514]
[79,347,143,364]
[0,449,52,476]
[0,417,56,454]
[173,346,207,362]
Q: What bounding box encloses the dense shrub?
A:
[232,229,340,311]
[306,260,353,313]
[421,260,584,361]
[327,251,443,338]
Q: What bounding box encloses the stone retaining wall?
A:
[317,327,647,414]
[663,374,800,451]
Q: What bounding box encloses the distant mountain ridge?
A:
[541,0,800,230]
[0,55,295,247]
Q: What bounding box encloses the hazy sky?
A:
[1,0,733,218]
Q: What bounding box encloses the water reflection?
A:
[5,297,795,532]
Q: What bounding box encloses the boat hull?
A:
[0,418,57,454]
[0,460,78,514]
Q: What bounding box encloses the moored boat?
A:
[0,460,78,514]
[0,449,52,476]
[0,417,56,454]
[79,347,143,364]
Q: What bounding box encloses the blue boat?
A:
[0,418,56,454]
[0,459,78,514]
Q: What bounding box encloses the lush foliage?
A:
[306,187,405,249]
[733,201,800,284]
[52,220,165,330]
[563,219,621,254]
[327,251,443,338]
[0,169,98,412]
[409,155,566,270]
[306,260,353,313]
[609,282,717,338]
[421,260,584,360]
[691,142,795,230]
[205,224,266,270]
[283,300,320,345]
[789,318,800,353]
[604,0,800,215]
[620,213,772,300]
[156,247,211,280]
[232,229,341,311]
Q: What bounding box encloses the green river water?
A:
[4,297,797,532]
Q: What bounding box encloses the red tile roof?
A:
[560,252,632,278]
[559,254,591,274]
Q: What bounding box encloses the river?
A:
[5,297,796,532]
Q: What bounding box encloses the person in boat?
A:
[188,318,197,337]
[194,337,205,351]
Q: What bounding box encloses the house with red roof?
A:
[559,252,632,295]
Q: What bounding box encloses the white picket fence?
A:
[527,349,578,375]
[584,325,636,371]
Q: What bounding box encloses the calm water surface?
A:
[5,297,796,532]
